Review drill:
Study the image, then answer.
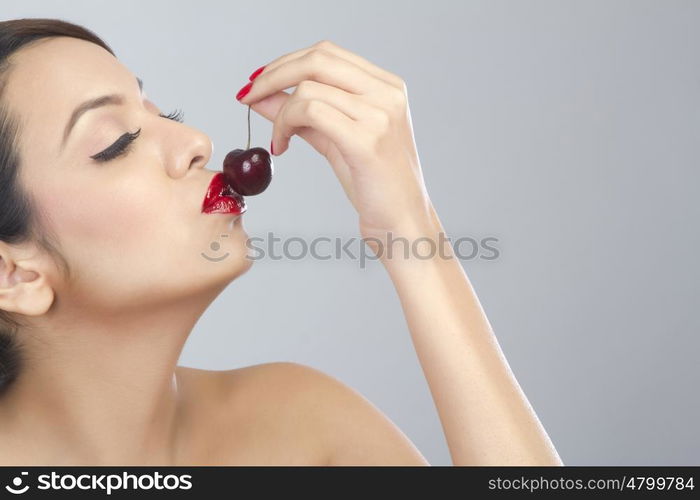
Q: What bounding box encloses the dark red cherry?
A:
[222,147,273,196]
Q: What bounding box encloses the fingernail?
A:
[249,65,266,81]
[236,81,252,101]
[270,139,275,155]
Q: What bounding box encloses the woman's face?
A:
[4,36,252,315]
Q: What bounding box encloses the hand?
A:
[236,40,435,242]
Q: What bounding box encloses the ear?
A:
[0,243,55,316]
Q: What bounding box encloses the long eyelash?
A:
[90,128,141,163]
[89,107,183,164]
[159,108,185,123]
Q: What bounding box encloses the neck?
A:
[0,295,211,465]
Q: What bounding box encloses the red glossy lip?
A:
[202,172,247,215]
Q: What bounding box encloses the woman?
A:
[0,18,562,466]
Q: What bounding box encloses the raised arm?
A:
[237,39,563,466]
[375,206,564,466]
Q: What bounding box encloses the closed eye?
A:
[90,128,141,163]
[89,108,185,163]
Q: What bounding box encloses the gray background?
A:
[4,1,698,465]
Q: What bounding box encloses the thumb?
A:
[247,91,288,123]
[247,92,329,156]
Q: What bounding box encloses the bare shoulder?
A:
[174,362,329,465]
[218,361,430,466]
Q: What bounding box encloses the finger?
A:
[247,90,334,155]
[245,85,374,142]
[272,98,357,203]
[252,40,404,90]
[246,91,289,126]
[290,80,384,122]
[239,48,384,105]
[271,98,363,159]
[246,84,383,157]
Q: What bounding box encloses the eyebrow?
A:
[60,76,144,152]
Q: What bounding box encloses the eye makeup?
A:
[88,108,185,163]
[90,128,141,163]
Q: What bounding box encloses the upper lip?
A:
[202,172,245,210]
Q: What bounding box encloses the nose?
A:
[167,127,213,178]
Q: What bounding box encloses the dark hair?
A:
[0,18,115,396]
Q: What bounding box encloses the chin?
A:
[226,245,255,276]
[197,253,253,299]
[237,252,255,275]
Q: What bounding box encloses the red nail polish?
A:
[236,81,252,101]
[270,140,274,155]
[249,65,266,81]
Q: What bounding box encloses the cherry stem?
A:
[246,104,251,150]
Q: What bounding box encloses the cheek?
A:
[36,175,169,260]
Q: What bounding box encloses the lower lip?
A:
[203,197,246,215]
[202,173,247,215]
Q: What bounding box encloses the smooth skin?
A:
[0,37,562,465]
